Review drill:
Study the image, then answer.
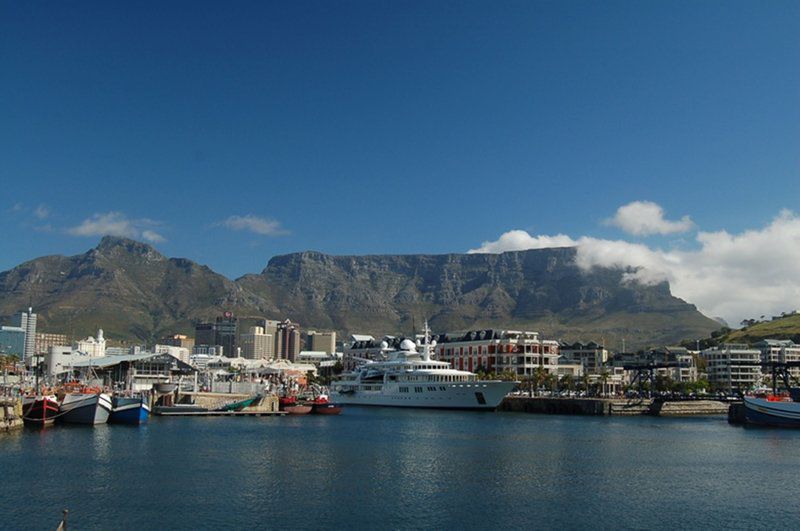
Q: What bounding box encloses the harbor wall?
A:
[500,397,729,417]
[0,397,23,432]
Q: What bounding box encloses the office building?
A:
[12,307,37,361]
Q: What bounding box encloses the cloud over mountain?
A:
[607,200,694,236]
[470,203,800,326]
[67,212,166,243]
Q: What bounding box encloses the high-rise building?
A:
[306,330,336,355]
[276,319,301,362]
[240,326,273,359]
[12,307,37,361]
[194,312,239,358]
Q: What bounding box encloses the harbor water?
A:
[2,407,800,530]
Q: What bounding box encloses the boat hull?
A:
[21,396,59,427]
[310,402,342,415]
[331,381,515,410]
[743,397,800,427]
[284,404,312,415]
[110,397,151,425]
[59,393,112,425]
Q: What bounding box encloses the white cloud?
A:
[33,204,49,220]
[67,212,166,243]
[468,230,576,253]
[607,200,694,236]
[469,209,800,326]
[219,215,288,236]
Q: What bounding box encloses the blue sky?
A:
[2,1,799,321]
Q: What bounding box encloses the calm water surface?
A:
[2,408,800,530]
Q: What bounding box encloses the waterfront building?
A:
[650,346,698,383]
[12,307,37,361]
[755,339,800,380]
[74,329,106,358]
[306,330,336,354]
[192,344,224,357]
[0,326,26,358]
[343,334,391,370]
[239,326,272,360]
[43,346,87,377]
[702,344,762,392]
[70,352,196,391]
[435,329,560,378]
[559,341,609,374]
[35,332,70,355]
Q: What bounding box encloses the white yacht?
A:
[330,325,517,409]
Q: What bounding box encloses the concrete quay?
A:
[500,396,730,417]
[1,397,23,432]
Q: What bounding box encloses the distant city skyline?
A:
[2,1,798,325]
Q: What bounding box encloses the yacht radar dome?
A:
[400,339,417,352]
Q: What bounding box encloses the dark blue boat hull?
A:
[110,397,150,425]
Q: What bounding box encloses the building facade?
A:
[0,326,26,358]
[35,332,70,355]
[755,339,800,380]
[12,307,37,361]
[702,344,762,391]
[306,330,336,355]
[276,319,301,362]
[435,329,560,377]
[74,329,107,358]
[240,326,273,360]
[559,342,609,374]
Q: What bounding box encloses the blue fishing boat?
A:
[109,395,151,425]
[743,395,800,427]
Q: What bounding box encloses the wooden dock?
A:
[155,409,286,417]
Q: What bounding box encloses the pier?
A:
[500,396,731,416]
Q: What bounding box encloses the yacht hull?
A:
[331,381,515,410]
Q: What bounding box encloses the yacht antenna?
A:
[422,320,432,362]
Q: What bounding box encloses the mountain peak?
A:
[95,236,163,259]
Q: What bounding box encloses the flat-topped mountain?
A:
[0,238,719,347]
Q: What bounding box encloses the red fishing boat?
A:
[279,395,312,415]
[21,394,60,427]
[308,394,342,415]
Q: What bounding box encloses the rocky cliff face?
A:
[237,247,718,347]
[0,238,719,347]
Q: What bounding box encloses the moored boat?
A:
[279,396,312,415]
[308,395,342,415]
[21,395,60,427]
[109,395,151,425]
[743,395,800,427]
[331,322,516,410]
[59,391,112,425]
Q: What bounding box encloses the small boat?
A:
[109,395,151,425]
[308,394,342,415]
[21,395,60,427]
[743,395,800,427]
[59,390,112,425]
[153,382,178,394]
[279,395,313,415]
[214,395,262,412]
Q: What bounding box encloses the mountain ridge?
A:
[0,237,719,348]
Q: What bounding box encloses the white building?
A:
[74,329,106,358]
[12,307,37,361]
[756,339,800,381]
[154,344,191,364]
[559,341,609,374]
[702,344,762,391]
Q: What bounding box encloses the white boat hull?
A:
[59,393,113,425]
[331,381,515,409]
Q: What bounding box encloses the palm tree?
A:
[599,370,610,397]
